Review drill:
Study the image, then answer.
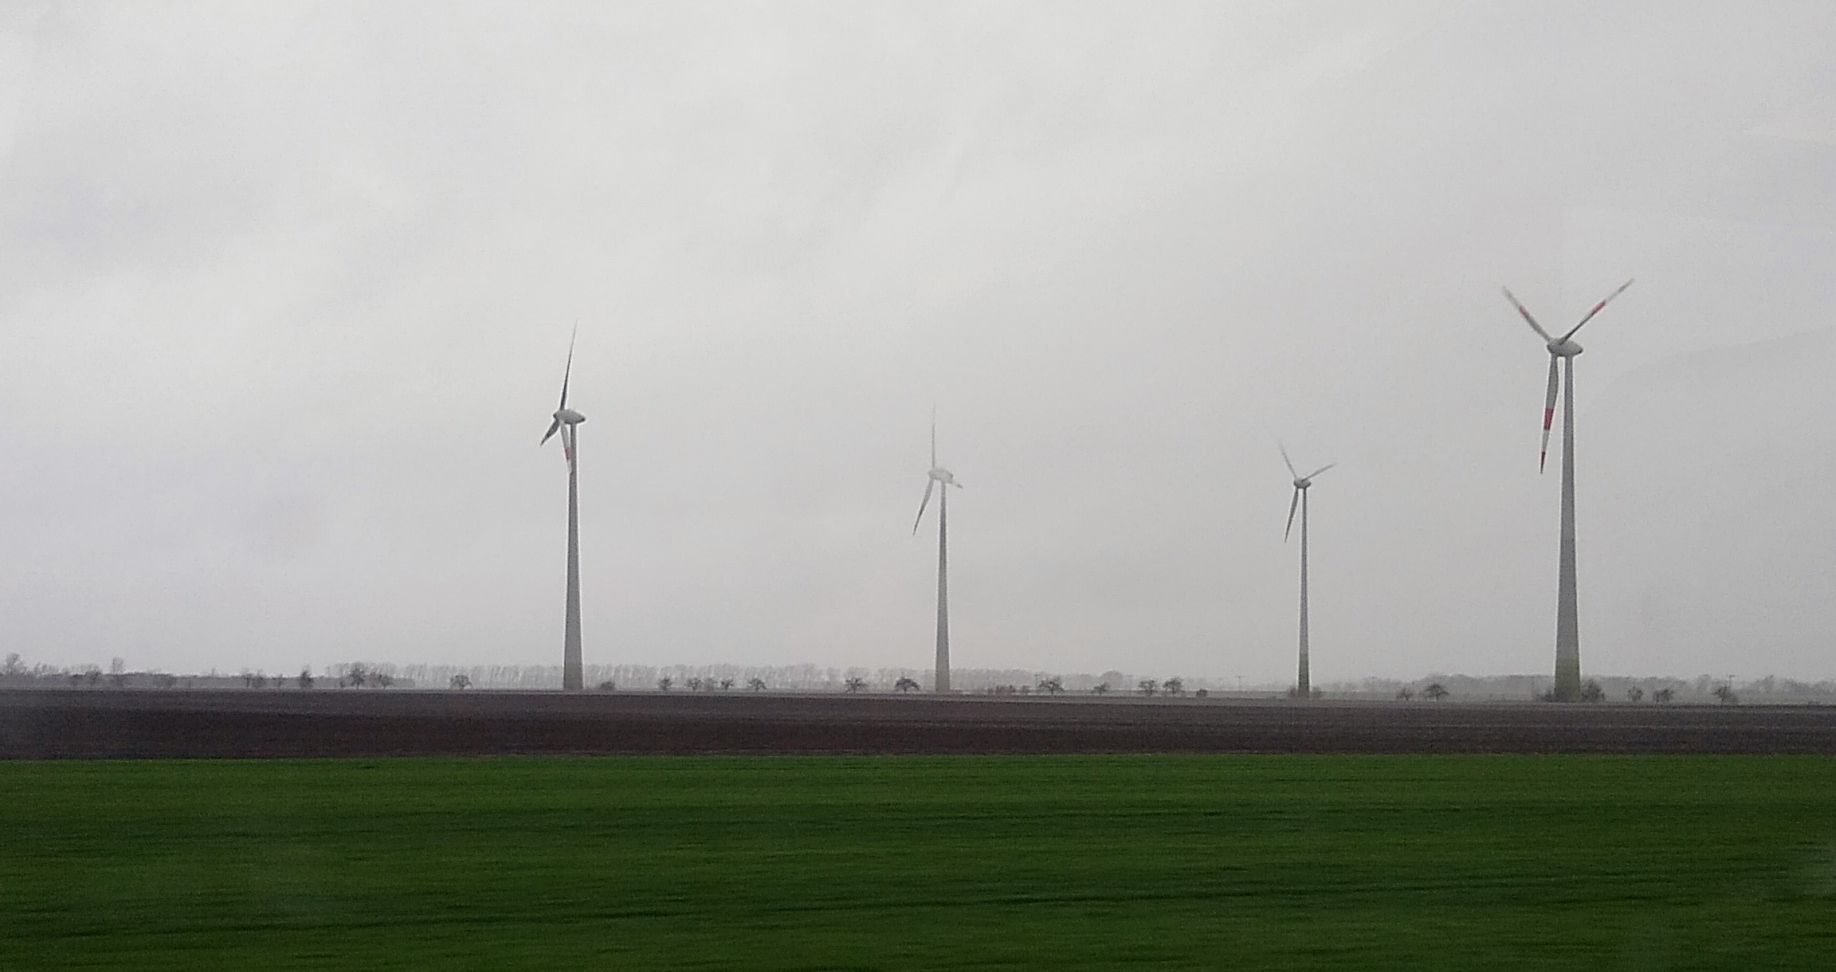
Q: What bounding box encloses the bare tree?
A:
[1162,677,1185,697]
[686,677,704,692]
[1396,687,1416,701]
[1713,684,1738,705]
[2,653,22,677]
[1091,682,1110,695]
[344,663,369,688]
[1037,677,1064,696]
[596,680,617,691]
[1424,682,1449,701]
[1653,687,1675,704]
[1579,679,1604,703]
[1626,687,1644,702]
[297,669,315,690]
[719,679,734,691]
[1138,679,1158,697]
[844,677,867,693]
[449,674,472,690]
[657,676,673,691]
[747,677,767,692]
[373,672,394,689]
[894,676,921,693]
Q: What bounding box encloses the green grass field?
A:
[3,756,1834,969]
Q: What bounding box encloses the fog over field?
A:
[2,2,1833,682]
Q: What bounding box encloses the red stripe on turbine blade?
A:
[1543,407,1556,430]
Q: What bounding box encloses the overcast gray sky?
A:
[3,1,1833,682]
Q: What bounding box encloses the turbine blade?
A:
[1502,287,1553,342]
[539,417,561,446]
[1284,488,1300,541]
[912,479,935,535]
[1559,278,1634,342]
[557,324,577,411]
[1540,354,1559,472]
[1305,463,1336,480]
[1279,442,1298,478]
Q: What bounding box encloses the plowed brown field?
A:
[6,688,1836,757]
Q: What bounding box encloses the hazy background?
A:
[2,1,1832,683]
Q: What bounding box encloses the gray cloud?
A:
[2,1,1833,682]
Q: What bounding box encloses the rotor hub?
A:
[1547,339,1583,358]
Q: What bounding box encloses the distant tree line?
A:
[0,653,323,691]
[374,663,1165,695]
[1328,672,1831,704]
[4,652,1831,704]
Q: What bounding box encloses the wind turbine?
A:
[911,411,961,694]
[1501,279,1634,702]
[1281,444,1334,699]
[539,326,587,692]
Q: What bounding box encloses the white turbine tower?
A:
[539,327,587,692]
[911,411,961,694]
[1501,279,1633,702]
[1281,445,1334,699]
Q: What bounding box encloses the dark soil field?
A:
[6,688,1836,757]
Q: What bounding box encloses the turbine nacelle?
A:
[1278,446,1334,541]
[913,415,961,535]
[539,326,585,448]
[1503,279,1632,472]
